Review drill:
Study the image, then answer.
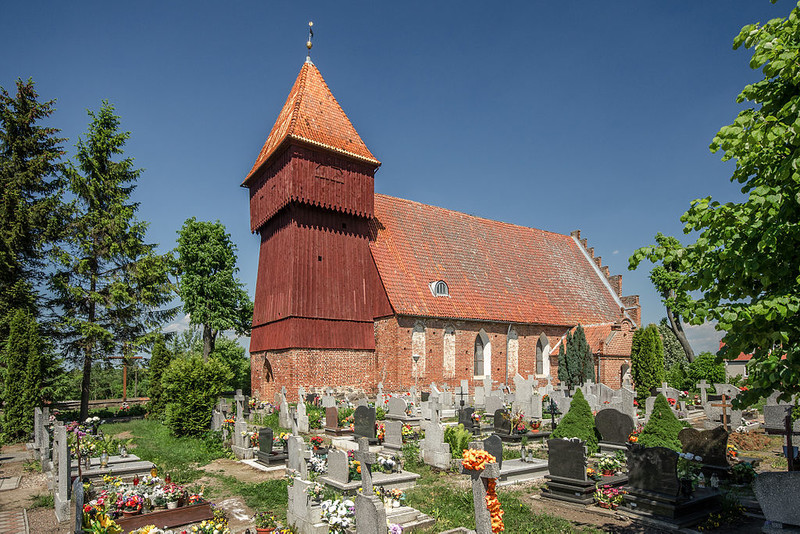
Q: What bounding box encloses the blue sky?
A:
[1,1,786,354]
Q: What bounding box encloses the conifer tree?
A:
[557,325,595,390]
[551,388,599,453]
[0,79,65,338]
[146,334,172,417]
[2,309,34,440]
[50,102,172,420]
[631,324,665,402]
[637,393,683,452]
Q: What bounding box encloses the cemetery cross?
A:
[711,394,732,432]
[354,437,377,494]
[459,440,501,534]
[764,412,800,472]
[107,343,143,401]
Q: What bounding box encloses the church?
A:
[243,57,640,399]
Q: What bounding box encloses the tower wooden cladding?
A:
[244,62,391,367]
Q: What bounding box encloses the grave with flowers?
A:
[621,445,721,528]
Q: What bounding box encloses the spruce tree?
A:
[637,394,683,452]
[557,325,595,390]
[50,102,172,420]
[630,324,665,402]
[551,388,599,453]
[147,334,172,417]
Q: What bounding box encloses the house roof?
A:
[243,61,380,185]
[370,194,629,326]
[550,323,634,357]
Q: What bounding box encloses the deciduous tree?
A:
[173,218,252,360]
[630,3,800,406]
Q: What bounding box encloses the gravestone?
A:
[422,399,452,469]
[386,397,409,420]
[287,435,309,480]
[325,406,338,429]
[459,440,500,534]
[384,420,403,451]
[764,404,800,433]
[53,422,71,522]
[321,390,336,409]
[296,400,310,433]
[353,405,376,442]
[458,407,476,433]
[232,390,253,459]
[484,395,504,417]
[595,408,635,453]
[354,437,387,533]
[279,394,290,429]
[493,409,511,436]
[286,476,329,534]
[298,386,306,402]
[544,438,603,504]
[326,449,349,485]
[679,426,730,468]
[255,427,288,466]
[483,434,503,470]
[754,472,800,529]
[474,386,485,408]
[73,477,84,533]
[356,397,369,408]
[626,445,679,495]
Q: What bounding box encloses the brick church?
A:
[243,58,641,399]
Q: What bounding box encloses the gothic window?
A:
[507,327,519,377]
[474,335,484,377]
[429,280,449,297]
[443,325,456,378]
[412,322,426,376]
[536,333,549,375]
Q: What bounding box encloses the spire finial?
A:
[306,21,314,63]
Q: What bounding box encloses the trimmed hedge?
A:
[163,356,232,437]
[637,394,683,451]
[551,388,599,453]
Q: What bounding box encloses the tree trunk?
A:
[665,304,695,363]
[202,324,217,361]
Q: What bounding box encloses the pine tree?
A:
[551,388,599,453]
[146,334,172,417]
[630,324,665,402]
[637,394,683,452]
[557,325,595,390]
[50,102,173,420]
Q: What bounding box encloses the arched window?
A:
[443,325,456,378]
[429,280,449,297]
[474,329,491,378]
[474,335,484,377]
[412,322,426,376]
[507,327,519,377]
[536,333,549,376]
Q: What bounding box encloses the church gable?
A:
[369,194,632,327]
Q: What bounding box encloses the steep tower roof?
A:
[243,61,380,185]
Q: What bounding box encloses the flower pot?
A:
[256,529,275,534]
[122,510,139,517]
[392,499,400,508]
[167,501,179,510]
[602,469,615,476]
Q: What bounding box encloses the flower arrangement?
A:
[82,504,123,534]
[162,483,182,503]
[628,424,643,443]
[597,454,622,474]
[193,519,232,534]
[376,422,386,441]
[509,410,526,433]
[586,467,601,481]
[462,448,496,471]
[306,482,325,500]
[273,432,290,448]
[222,417,235,432]
[485,478,504,532]
[309,456,327,474]
[594,484,626,508]
[377,456,398,473]
[249,430,259,449]
[389,524,403,534]
[119,402,130,413]
[677,452,704,489]
[320,499,355,533]
[310,436,325,448]
[254,511,278,528]
[471,412,482,424]
[188,491,204,505]
[726,443,738,460]
[529,419,542,431]
[401,423,417,442]
[123,494,144,512]
[129,526,164,534]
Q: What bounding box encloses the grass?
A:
[102,419,229,482]
[206,473,289,521]
[29,493,54,509]
[403,463,601,533]
[23,459,41,473]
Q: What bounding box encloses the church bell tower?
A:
[243,56,388,398]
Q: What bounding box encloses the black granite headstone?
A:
[306,393,317,404]
[547,438,587,481]
[493,409,511,436]
[484,434,503,470]
[595,408,636,445]
[458,407,475,428]
[354,405,376,439]
[678,426,729,467]
[626,445,679,496]
[258,427,273,454]
[421,392,430,402]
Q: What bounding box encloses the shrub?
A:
[146,334,172,417]
[444,424,472,459]
[162,356,232,437]
[686,352,725,385]
[631,324,665,402]
[637,394,683,451]
[551,389,599,453]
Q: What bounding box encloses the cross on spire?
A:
[306,21,314,62]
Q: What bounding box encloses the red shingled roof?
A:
[370,194,628,325]
[550,323,634,357]
[243,61,380,185]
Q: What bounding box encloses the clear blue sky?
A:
[1,1,785,354]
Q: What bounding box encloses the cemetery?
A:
[4,2,800,534]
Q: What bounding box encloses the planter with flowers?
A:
[596,454,623,476]
[594,484,626,509]
[310,435,327,454]
[123,495,144,517]
[320,499,355,534]
[254,511,278,533]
